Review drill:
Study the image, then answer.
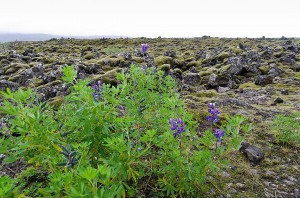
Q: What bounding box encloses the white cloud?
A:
[0,0,299,37]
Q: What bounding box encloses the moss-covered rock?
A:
[173,57,185,67]
[217,52,229,60]
[84,52,94,60]
[43,57,57,64]
[48,96,63,108]
[28,78,44,87]
[195,89,218,97]
[154,55,173,66]
[258,66,270,75]
[8,74,21,82]
[131,56,144,64]
[239,82,260,89]
[92,68,121,86]
[4,63,29,74]
[172,68,183,75]
[184,56,195,62]
[186,61,202,69]
[159,64,170,71]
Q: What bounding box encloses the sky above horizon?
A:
[0,0,299,38]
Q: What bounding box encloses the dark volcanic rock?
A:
[283,40,298,52]
[239,142,264,165]
[207,73,230,89]
[22,49,34,56]
[255,75,274,86]
[164,51,176,58]
[280,53,296,64]
[228,54,260,76]
[274,97,284,103]
[0,80,19,91]
[228,56,245,75]
[218,98,251,108]
[281,89,289,95]
[268,63,282,76]
[182,73,200,86]
[259,46,274,60]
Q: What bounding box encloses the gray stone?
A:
[255,75,274,86]
[182,73,200,86]
[235,183,245,189]
[0,80,19,91]
[249,169,259,177]
[222,171,231,177]
[268,63,281,76]
[239,142,264,165]
[283,179,295,186]
[288,176,298,182]
[218,86,230,93]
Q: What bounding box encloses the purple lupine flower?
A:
[141,44,149,54]
[169,118,185,138]
[206,102,220,124]
[213,128,225,142]
[92,80,103,101]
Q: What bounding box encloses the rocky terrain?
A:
[0,37,299,197]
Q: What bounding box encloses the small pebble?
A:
[281,89,289,95]
[235,183,245,188]
[283,179,295,186]
[288,176,298,182]
[222,171,231,177]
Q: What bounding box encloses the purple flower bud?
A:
[208,103,215,108]
[169,118,175,125]
[97,80,103,88]
[177,118,183,124]
[92,84,98,90]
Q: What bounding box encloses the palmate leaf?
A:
[62,65,77,83]
[79,167,98,180]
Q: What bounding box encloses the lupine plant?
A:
[0,64,246,197]
[206,102,225,150]
[92,80,103,101]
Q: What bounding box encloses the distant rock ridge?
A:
[0,33,130,42]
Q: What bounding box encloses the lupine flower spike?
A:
[169,118,185,138]
[206,102,220,124]
[92,80,103,101]
[141,43,149,54]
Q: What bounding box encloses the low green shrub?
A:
[0,64,246,197]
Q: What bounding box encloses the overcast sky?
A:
[0,0,299,38]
